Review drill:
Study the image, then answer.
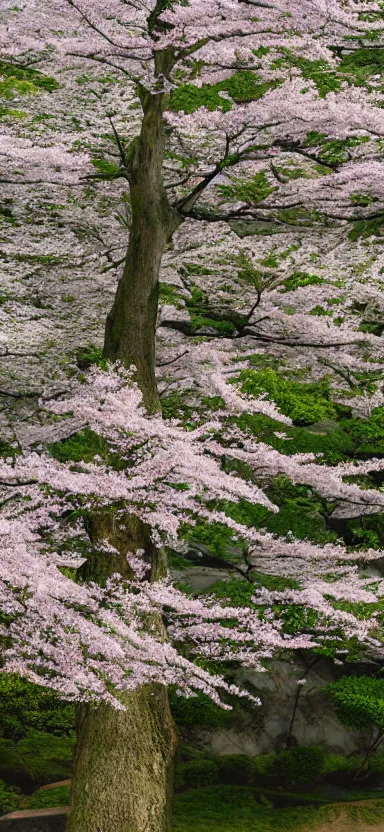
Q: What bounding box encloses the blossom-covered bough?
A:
[1,1,384,830]
[2,0,384,407]
[2,361,384,704]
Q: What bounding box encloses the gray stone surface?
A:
[191,658,371,757]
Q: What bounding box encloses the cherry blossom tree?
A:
[2,0,384,407]
[1,1,384,831]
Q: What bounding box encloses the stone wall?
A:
[185,657,371,757]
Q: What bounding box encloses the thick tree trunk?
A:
[67,687,177,832]
[69,82,181,832]
[103,90,180,413]
[67,512,178,832]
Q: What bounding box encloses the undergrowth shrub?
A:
[236,369,336,425]
[0,779,21,815]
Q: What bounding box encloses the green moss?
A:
[0,440,20,460]
[169,70,280,114]
[266,502,335,544]
[339,47,384,85]
[346,514,384,550]
[235,369,336,425]
[251,572,300,592]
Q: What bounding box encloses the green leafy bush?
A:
[236,369,336,425]
[169,690,242,729]
[0,779,21,815]
[274,746,325,787]
[0,729,74,789]
[21,784,70,810]
[0,675,74,742]
[170,71,280,114]
[176,759,219,790]
[216,754,276,786]
[281,271,327,292]
[326,676,384,730]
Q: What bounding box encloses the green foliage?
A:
[274,746,325,786]
[180,264,215,277]
[281,270,327,291]
[350,192,378,207]
[15,730,75,785]
[359,320,384,336]
[90,158,121,178]
[217,171,276,204]
[173,785,384,832]
[327,676,384,730]
[275,52,341,97]
[348,215,384,241]
[235,412,356,464]
[216,754,276,786]
[203,579,256,607]
[236,368,336,424]
[21,784,70,810]
[176,759,220,790]
[0,779,21,816]
[340,406,384,455]
[0,675,74,742]
[338,47,384,86]
[190,314,236,335]
[279,604,320,635]
[169,71,280,114]
[161,392,195,424]
[180,519,247,562]
[304,132,368,164]
[0,61,59,100]
[346,514,384,551]
[74,343,106,370]
[169,689,242,729]
[159,283,184,307]
[309,305,332,317]
[49,428,109,465]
